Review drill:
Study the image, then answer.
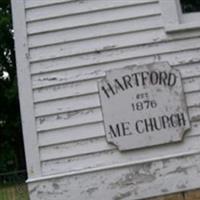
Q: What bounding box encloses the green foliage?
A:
[0,0,25,174]
[0,183,29,200]
[180,0,200,13]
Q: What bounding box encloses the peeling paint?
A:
[29,185,39,194]
[113,191,132,200]
[161,188,169,193]
[191,114,200,121]
[112,171,156,189]
[177,184,187,189]
[86,187,98,195]
[52,183,59,190]
[167,166,189,175]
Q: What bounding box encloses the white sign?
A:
[98,62,190,151]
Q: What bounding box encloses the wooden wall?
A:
[12,0,200,199]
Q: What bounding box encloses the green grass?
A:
[0,183,29,200]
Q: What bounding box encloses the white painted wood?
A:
[160,0,200,32]
[182,13,200,23]
[30,46,200,75]
[29,28,166,62]
[30,36,200,67]
[38,122,105,146]
[11,0,41,177]
[39,123,200,162]
[159,0,180,26]
[31,62,200,94]
[40,137,113,161]
[27,3,160,35]
[186,92,200,108]
[32,77,200,107]
[25,0,74,9]
[166,22,200,33]
[12,0,200,198]
[183,77,200,93]
[41,134,200,175]
[35,103,198,137]
[26,0,158,22]
[35,93,100,117]
[28,15,162,48]
[38,120,200,148]
[36,107,102,132]
[175,62,200,78]
[33,79,99,103]
[30,153,200,200]
[31,63,200,94]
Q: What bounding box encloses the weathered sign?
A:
[98,62,190,151]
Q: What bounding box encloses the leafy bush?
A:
[0,0,26,175]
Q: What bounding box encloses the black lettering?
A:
[153,117,162,130]
[135,120,144,134]
[107,82,116,95]
[122,75,133,89]
[101,82,116,98]
[141,71,149,86]
[132,73,140,86]
[168,73,177,86]
[177,113,186,126]
[144,118,154,132]
[108,124,120,138]
[170,114,178,127]
[161,115,171,129]
[121,122,132,136]
[150,71,158,85]
[114,79,125,92]
[159,71,168,85]
[101,86,110,98]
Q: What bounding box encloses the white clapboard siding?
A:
[31,61,200,89]
[39,126,199,162]
[26,0,158,22]
[41,135,200,175]
[27,2,160,35]
[175,62,200,78]
[28,15,162,48]
[32,73,200,105]
[36,92,200,146]
[30,45,200,75]
[36,107,102,132]
[34,93,100,117]
[29,34,200,64]
[32,63,200,94]
[186,91,200,106]
[33,76,200,118]
[29,28,200,63]
[38,122,105,146]
[40,137,113,161]
[29,29,166,62]
[36,103,199,135]
[33,79,99,103]
[23,0,200,182]
[30,45,200,80]
[11,0,200,198]
[39,116,199,160]
[25,0,74,9]
[183,76,200,93]
[31,153,200,200]
[31,62,200,92]
[38,120,200,147]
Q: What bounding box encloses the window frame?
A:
[160,0,200,32]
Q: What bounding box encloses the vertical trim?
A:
[159,0,180,27]
[159,0,200,32]
[11,0,41,178]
